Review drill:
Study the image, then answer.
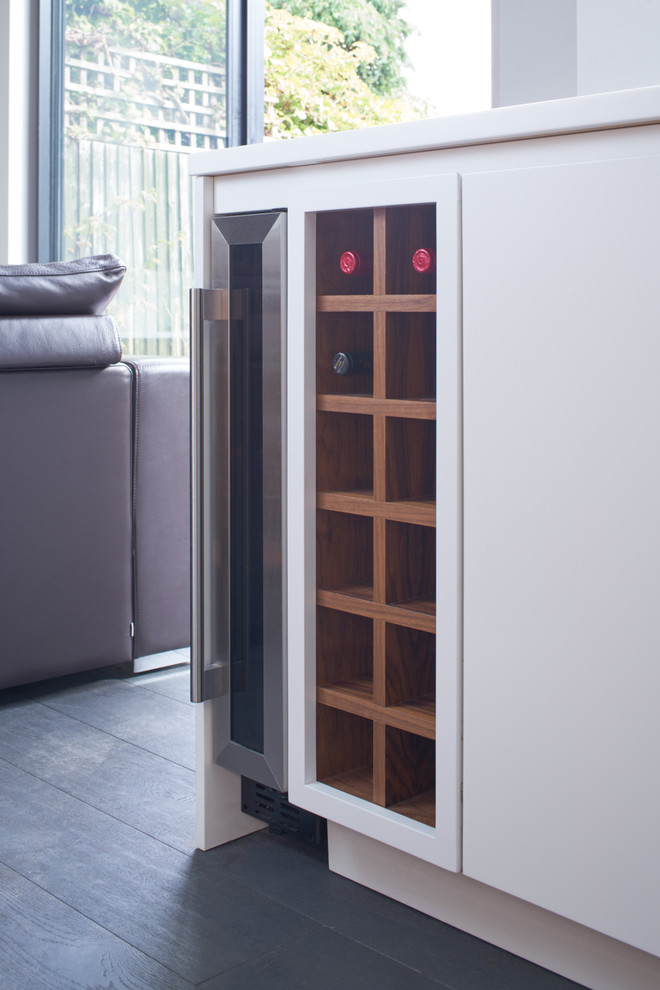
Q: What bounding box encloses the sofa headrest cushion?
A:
[0,315,122,369]
[0,255,126,316]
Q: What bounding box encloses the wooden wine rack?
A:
[315,204,437,827]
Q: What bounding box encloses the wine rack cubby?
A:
[385,205,437,295]
[316,210,373,296]
[386,728,435,825]
[386,314,436,400]
[317,509,374,602]
[316,313,373,397]
[315,204,437,828]
[385,624,435,713]
[385,418,435,503]
[385,521,436,613]
[316,412,373,496]
[317,706,373,803]
[317,607,374,695]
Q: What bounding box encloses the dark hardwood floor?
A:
[0,657,586,989]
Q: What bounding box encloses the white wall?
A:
[491,0,577,107]
[492,0,660,107]
[577,0,660,95]
[0,0,39,264]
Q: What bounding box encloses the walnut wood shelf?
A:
[317,491,436,528]
[317,682,436,740]
[317,395,436,419]
[317,589,436,634]
[317,294,436,313]
[315,203,438,828]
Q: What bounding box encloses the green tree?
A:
[264,3,423,138]
[66,0,226,65]
[269,0,411,96]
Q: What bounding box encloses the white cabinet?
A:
[286,152,660,949]
[287,174,463,871]
[287,151,660,955]
[461,155,660,956]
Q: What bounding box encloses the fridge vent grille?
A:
[241,777,327,845]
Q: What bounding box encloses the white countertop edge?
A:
[188,85,660,177]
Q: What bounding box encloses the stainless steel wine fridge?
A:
[191,211,287,791]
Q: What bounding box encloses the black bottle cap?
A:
[332,352,351,375]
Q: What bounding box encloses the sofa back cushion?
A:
[0,255,126,317]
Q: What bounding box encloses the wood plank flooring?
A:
[0,657,586,989]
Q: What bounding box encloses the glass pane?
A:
[63,1,227,356]
[229,244,264,754]
[264,0,491,139]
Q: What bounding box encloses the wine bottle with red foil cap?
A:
[412,247,436,274]
[332,351,373,376]
[339,251,372,276]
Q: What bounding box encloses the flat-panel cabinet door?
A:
[287,174,462,871]
[462,155,660,954]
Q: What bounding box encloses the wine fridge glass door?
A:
[192,211,287,792]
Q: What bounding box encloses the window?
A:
[41,1,491,356]
[41,1,260,357]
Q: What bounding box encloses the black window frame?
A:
[38,0,64,263]
[38,0,264,263]
[228,0,264,148]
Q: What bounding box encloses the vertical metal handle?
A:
[191,287,231,703]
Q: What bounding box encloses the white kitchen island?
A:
[190,85,660,990]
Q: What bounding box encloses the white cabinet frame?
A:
[287,173,463,871]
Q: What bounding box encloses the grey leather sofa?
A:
[0,256,190,689]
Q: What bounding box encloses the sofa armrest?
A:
[128,357,191,659]
[0,363,134,688]
[0,314,122,369]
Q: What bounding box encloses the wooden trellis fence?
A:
[62,46,226,355]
